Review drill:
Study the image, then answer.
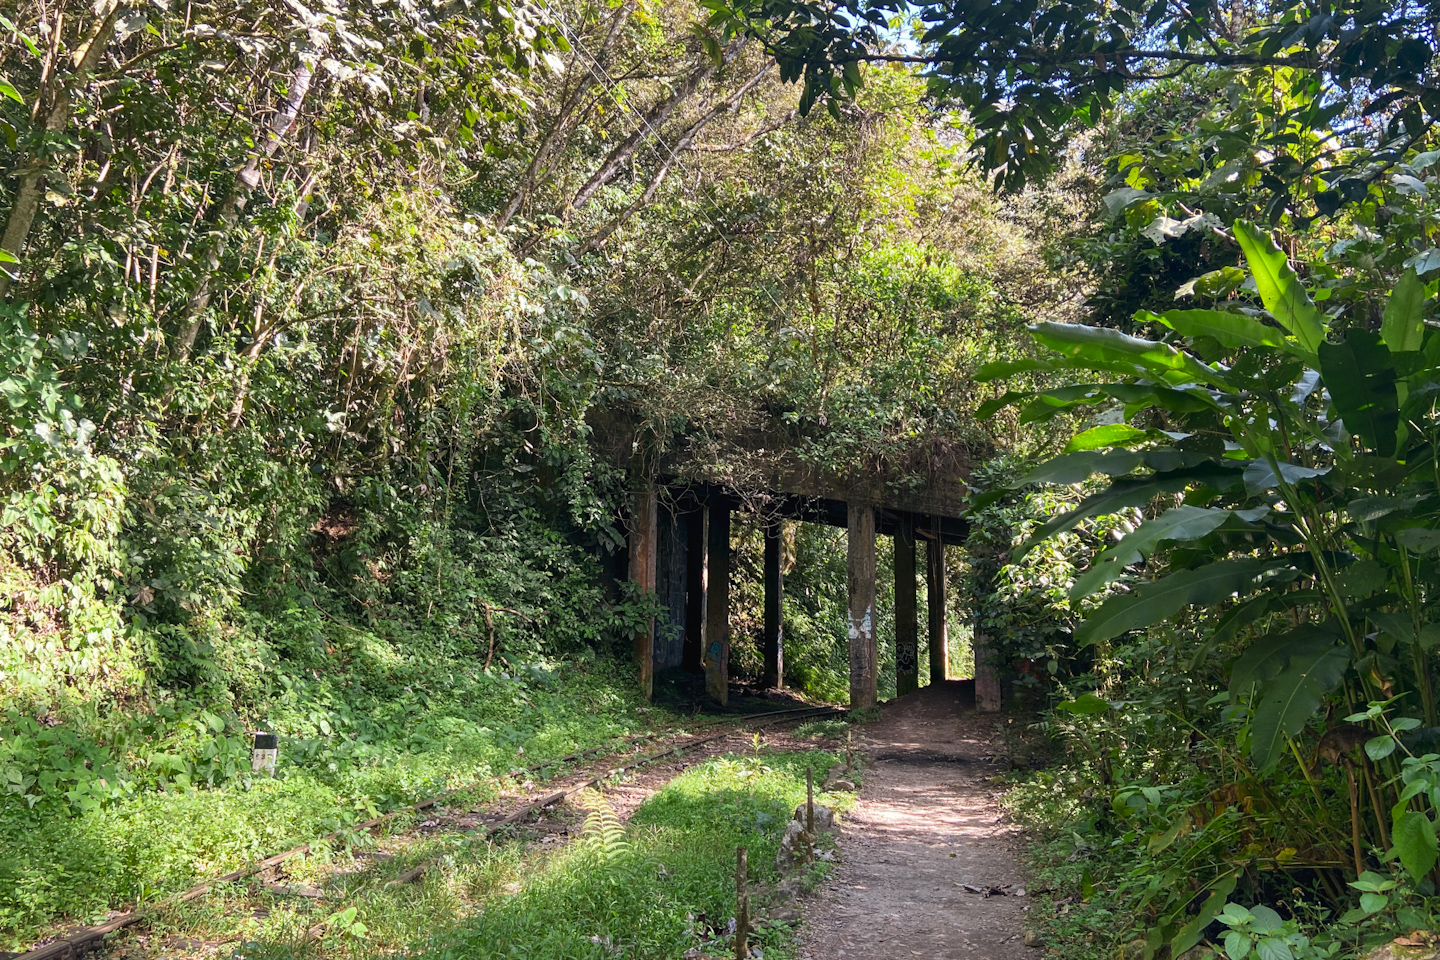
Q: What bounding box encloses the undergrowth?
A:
[412,749,850,960]
[108,749,852,960]
[0,650,655,947]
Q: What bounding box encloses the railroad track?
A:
[15,704,845,960]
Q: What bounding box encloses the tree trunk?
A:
[0,0,123,297]
[173,60,314,360]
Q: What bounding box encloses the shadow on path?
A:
[796,682,1029,960]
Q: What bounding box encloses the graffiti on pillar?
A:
[896,642,917,676]
[847,607,873,640]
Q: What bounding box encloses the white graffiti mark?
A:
[849,606,876,640]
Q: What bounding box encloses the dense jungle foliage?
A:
[6,0,1440,956]
[0,0,1048,946]
[723,0,1440,956]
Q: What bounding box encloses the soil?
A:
[795,682,1031,960]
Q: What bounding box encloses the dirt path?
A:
[796,682,1030,960]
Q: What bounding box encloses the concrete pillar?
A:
[683,508,706,672]
[975,629,1002,712]
[847,503,878,709]
[895,514,918,697]
[763,519,784,689]
[702,501,730,705]
[926,523,948,684]
[628,482,658,700]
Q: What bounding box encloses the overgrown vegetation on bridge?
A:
[4,0,1440,956]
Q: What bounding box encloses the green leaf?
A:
[1248,905,1283,933]
[1393,811,1438,882]
[1255,938,1292,960]
[1070,507,1252,601]
[1396,527,1440,553]
[975,391,1032,419]
[1020,450,1144,485]
[1233,220,1325,355]
[1065,424,1149,452]
[1223,931,1251,960]
[1359,891,1389,914]
[0,77,21,104]
[1058,693,1111,714]
[1245,634,1349,770]
[1365,735,1397,761]
[1153,308,1286,351]
[1029,321,1225,386]
[1382,268,1427,353]
[1230,622,1338,694]
[1170,874,1239,955]
[1319,329,1399,456]
[1076,559,1284,646]
[1242,459,1330,495]
[1017,463,1244,560]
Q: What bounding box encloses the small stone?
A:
[1024,930,1042,948]
[826,779,858,792]
[768,906,800,923]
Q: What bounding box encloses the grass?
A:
[86,747,854,960]
[0,656,673,948]
[414,748,853,960]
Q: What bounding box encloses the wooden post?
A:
[926,521,948,684]
[628,482,658,700]
[847,503,878,709]
[806,766,814,833]
[703,501,731,705]
[763,519,784,689]
[683,508,706,673]
[975,627,1002,712]
[895,513,918,697]
[735,846,749,960]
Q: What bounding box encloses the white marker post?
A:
[252,732,278,776]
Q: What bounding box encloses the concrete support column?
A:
[847,503,878,709]
[926,522,948,684]
[894,514,918,697]
[763,519,784,689]
[683,508,706,673]
[975,629,1002,712]
[628,482,658,700]
[702,501,731,705]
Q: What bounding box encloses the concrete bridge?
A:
[596,412,1001,711]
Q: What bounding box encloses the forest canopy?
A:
[4,0,1440,957]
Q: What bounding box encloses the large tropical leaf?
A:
[1242,459,1331,495]
[1233,220,1325,355]
[1069,506,1266,601]
[1230,621,1339,693]
[1318,329,1399,456]
[1020,450,1144,485]
[1029,322,1226,387]
[975,390,1033,419]
[1021,448,1220,486]
[1065,424,1153,451]
[1151,308,1286,351]
[1016,463,1245,561]
[1249,640,1350,770]
[1381,268,1426,353]
[1076,559,1290,646]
